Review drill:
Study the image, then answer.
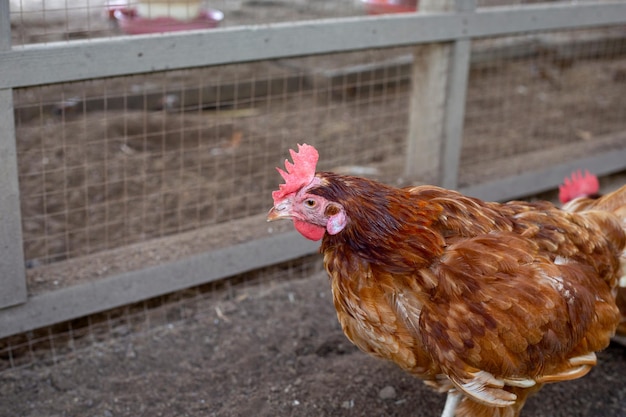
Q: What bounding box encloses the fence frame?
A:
[1,1,626,338]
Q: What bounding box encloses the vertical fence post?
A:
[0,0,27,309]
[405,0,475,189]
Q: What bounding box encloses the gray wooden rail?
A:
[1,1,626,338]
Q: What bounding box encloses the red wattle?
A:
[294,220,325,241]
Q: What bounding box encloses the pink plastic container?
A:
[361,0,418,15]
[114,8,223,34]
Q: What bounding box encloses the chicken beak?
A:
[267,200,292,222]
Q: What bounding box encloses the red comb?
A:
[559,169,599,204]
[272,143,319,203]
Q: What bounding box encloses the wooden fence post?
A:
[405,0,475,189]
[0,0,27,310]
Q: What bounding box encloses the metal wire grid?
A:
[15,49,412,267]
[459,26,626,186]
[0,254,323,373]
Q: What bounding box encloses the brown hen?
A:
[268,144,626,417]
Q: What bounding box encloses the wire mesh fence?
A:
[460,26,626,185]
[4,0,626,375]
[15,48,412,272]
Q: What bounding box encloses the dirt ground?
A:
[2,272,626,417]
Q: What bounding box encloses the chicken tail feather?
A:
[450,370,517,407]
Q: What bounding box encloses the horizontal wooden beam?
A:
[1,1,626,88]
[14,29,626,124]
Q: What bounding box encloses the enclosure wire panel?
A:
[15,48,410,272]
[460,26,626,187]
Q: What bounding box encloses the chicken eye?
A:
[304,199,317,208]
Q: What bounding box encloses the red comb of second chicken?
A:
[272,143,319,203]
[559,170,600,204]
